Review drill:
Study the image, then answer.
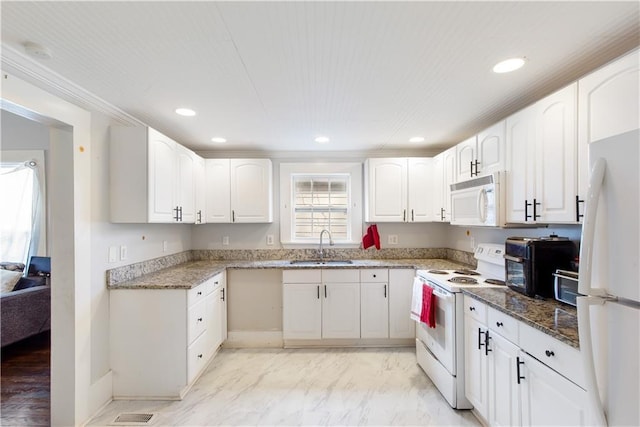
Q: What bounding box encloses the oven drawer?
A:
[519,322,584,388]
[463,296,487,323]
[488,307,519,344]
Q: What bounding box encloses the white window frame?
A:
[280,162,362,247]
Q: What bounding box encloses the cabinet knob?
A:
[373,274,376,278]
[545,350,555,357]
[496,322,503,327]
[197,291,202,296]
[197,317,203,322]
[469,306,476,311]
[198,354,203,359]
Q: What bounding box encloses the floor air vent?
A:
[111,413,156,425]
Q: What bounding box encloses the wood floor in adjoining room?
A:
[88,347,480,426]
[1,331,51,427]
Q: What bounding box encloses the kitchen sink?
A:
[289,259,354,266]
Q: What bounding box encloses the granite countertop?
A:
[107,258,469,290]
[462,287,579,348]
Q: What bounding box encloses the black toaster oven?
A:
[504,236,576,298]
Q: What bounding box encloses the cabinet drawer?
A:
[187,332,208,384]
[322,269,359,283]
[519,322,584,388]
[283,269,321,283]
[202,274,222,295]
[488,307,519,344]
[187,299,207,344]
[187,282,210,307]
[464,295,487,323]
[360,269,388,283]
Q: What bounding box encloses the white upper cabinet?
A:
[429,153,445,221]
[204,159,231,223]
[365,158,432,223]
[111,126,198,223]
[505,83,578,224]
[577,49,639,220]
[193,155,206,224]
[534,83,578,223]
[365,158,408,222]
[455,122,505,183]
[205,159,273,223]
[455,136,477,182]
[230,159,273,223]
[175,144,196,224]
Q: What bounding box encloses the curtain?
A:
[0,160,42,268]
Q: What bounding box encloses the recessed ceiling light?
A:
[314,136,330,143]
[175,108,196,116]
[409,136,425,143]
[23,41,53,60]
[211,137,227,143]
[493,57,526,74]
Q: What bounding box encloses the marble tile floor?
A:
[87,347,480,426]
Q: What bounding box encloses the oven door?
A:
[416,280,457,375]
[505,254,530,296]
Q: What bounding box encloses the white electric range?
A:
[414,243,506,409]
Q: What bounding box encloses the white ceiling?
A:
[1,1,638,154]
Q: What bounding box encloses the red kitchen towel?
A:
[362,224,381,250]
[420,284,437,328]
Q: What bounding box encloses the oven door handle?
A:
[503,254,524,263]
[430,286,453,300]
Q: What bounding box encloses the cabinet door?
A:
[147,128,177,222]
[230,159,273,223]
[455,136,476,182]
[578,49,639,220]
[442,147,456,221]
[360,282,388,339]
[175,145,196,223]
[429,154,445,221]
[388,269,415,338]
[477,121,505,177]
[464,314,489,421]
[193,154,206,224]
[366,158,408,222]
[407,158,432,222]
[322,283,360,339]
[283,283,321,340]
[205,159,231,223]
[520,352,591,426]
[505,107,536,223]
[488,332,520,427]
[535,83,578,223]
[206,291,221,354]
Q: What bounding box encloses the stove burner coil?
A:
[484,279,506,285]
[453,269,480,276]
[427,270,448,275]
[448,276,478,284]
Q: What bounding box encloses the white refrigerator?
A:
[577,130,640,426]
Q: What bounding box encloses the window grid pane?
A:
[293,175,349,240]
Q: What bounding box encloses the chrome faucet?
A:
[318,229,334,260]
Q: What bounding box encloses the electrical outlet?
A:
[470,237,475,250]
[223,236,230,246]
[266,235,274,245]
[388,235,398,245]
[163,240,168,252]
[108,246,117,263]
[120,245,128,260]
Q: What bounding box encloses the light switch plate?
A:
[120,245,128,260]
[223,236,230,246]
[162,240,168,252]
[108,246,117,263]
[266,235,274,245]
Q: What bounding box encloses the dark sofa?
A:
[1,282,51,347]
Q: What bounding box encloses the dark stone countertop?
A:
[462,287,579,348]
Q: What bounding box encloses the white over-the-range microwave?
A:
[449,171,505,227]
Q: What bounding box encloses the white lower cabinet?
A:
[110,274,226,399]
[283,268,414,343]
[463,295,592,426]
[360,269,389,339]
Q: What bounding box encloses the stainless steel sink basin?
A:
[289,259,354,266]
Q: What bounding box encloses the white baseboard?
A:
[224,331,284,348]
